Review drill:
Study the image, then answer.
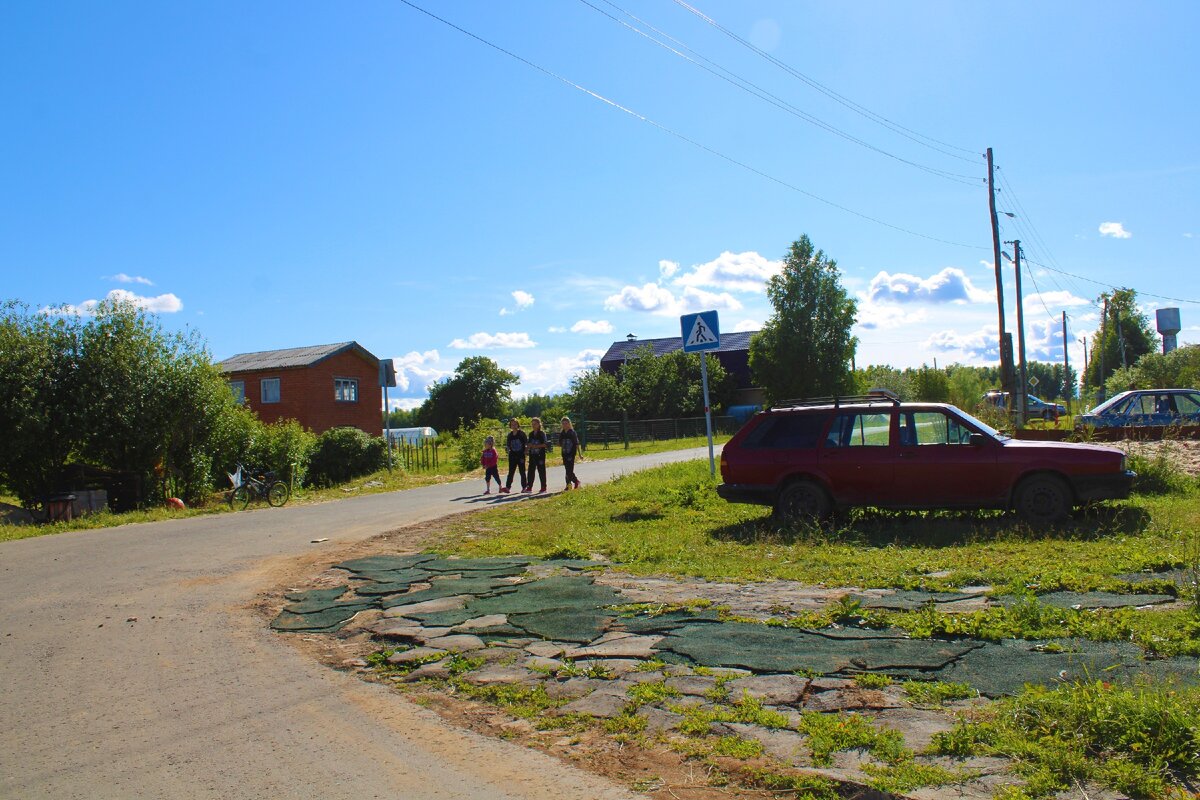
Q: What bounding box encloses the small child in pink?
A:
[481,436,502,494]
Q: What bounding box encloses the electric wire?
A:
[670,0,981,163]
[584,0,983,185]
[398,0,986,250]
[1023,257,1200,306]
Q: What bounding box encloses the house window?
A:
[261,378,281,404]
[229,381,245,404]
[334,378,359,403]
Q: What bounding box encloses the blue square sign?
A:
[680,310,720,352]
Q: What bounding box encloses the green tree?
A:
[617,345,734,419]
[1083,288,1157,391]
[910,365,950,402]
[854,365,912,399]
[415,356,518,432]
[946,364,987,410]
[1103,345,1200,396]
[568,367,627,420]
[749,235,857,403]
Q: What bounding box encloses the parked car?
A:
[717,392,1134,525]
[1076,389,1200,429]
[981,391,1067,420]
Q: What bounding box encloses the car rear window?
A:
[741,414,826,449]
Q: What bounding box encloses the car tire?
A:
[775,480,831,522]
[1014,474,1071,526]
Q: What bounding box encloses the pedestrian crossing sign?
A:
[680,310,720,352]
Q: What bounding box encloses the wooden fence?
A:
[580,415,740,449]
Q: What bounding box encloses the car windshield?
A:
[951,407,1008,440]
[1087,391,1134,415]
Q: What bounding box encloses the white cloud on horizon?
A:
[1099,221,1132,239]
[603,283,742,316]
[865,267,993,305]
[448,331,537,350]
[510,349,606,396]
[732,319,760,332]
[672,250,782,293]
[926,325,1001,363]
[856,304,929,331]
[570,319,613,335]
[44,289,183,316]
[391,349,450,394]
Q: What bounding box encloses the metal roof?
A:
[600,329,758,364]
[219,341,380,373]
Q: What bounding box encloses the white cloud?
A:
[659,260,679,279]
[44,289,183,316]
[926,325,1001,363]
[856,304,929,331]
[547,325,567,333]
[107,273,154,286]
[391,349,450,394]
[1025,318,1066,361]
[604,283,742,316]
[1099,222,1132,239]
[499,289,535,316]
[448,332,537,349]
[1024,290,1091,310]
[388,397,426,411]
[672,250,782,293]
[570,319,614,334]
[865,267,992,305]
[732,319,761,332]
[511,349,605,395]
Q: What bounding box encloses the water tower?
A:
[1156,308,1181,354]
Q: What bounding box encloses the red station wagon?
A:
[717,392,1135,525]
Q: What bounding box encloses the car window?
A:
[901,411,971,446]
[741,414,825,449]
[825,412,890,447]
[1177,394,1200,414]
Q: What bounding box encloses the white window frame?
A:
[261,377,281,404]
[334,377,359,403]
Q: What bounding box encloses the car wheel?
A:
[1014,474,1071,526]
[775,480,831,522]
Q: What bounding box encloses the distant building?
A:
[600,330,763,407]
[219,342,384,435]
[386,426,438,444]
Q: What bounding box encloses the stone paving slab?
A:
[508,608,614,643]
[851,589,987,610]
[1004,590,1177,609]
[283,585,349,603]
[336,554,436,573]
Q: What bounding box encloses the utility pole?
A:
[1062,312,1070,415]
[1079,335,1088,375]
[987,148,1011,402]
[1006,240,1028,427]
[1098,295,1109,402]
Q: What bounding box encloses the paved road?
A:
[1,448,716,799]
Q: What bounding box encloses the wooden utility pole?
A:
[1008,240,1027,427]
[987,148,1010,400]
[1062,311,1070,414]
[1098,295,1109,402]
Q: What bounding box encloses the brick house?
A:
[600,330,764,407]
[219,342,385,435]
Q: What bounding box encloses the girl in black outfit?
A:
[526,417,549,493]
[559,416,582,490]
[502,418,528,494]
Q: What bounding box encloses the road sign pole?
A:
[700,352,715,477]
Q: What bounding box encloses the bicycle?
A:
[227,465,290,510]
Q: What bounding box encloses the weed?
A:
[555,660,613,679]
[853,673,893,689]
[711,735,764,759]
[861,760,979,794]
[1127,451,1196,496]
[603,711,647,735]
[797,711,910,766]
[625,680,680,707]
[450,680,559,719]
[739,767,840,800]
[902,680,977,706]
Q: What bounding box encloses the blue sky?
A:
[4,1,1197,408]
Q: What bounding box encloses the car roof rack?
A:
[771,389,901,410]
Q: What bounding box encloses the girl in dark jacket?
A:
[559,417,582,490]
[501,418,528,494]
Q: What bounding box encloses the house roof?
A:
[219,341,381,373]
[600,330,758,364]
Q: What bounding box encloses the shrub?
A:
[305,427,387,487]
[454,418,505,472]
[1127,451,1195,495]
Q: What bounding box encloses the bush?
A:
[455,418,505,472]
[305,427,387,487]
[1128,451,1196,496]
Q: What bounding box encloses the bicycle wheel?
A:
[267,481,290,507]
[230,486,251,510]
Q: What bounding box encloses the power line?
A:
[583,0,983,185]
[398,0,986,250]
[670,0,981,163]
[1023,257,1200,306]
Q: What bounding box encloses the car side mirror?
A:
[968,433,987,447]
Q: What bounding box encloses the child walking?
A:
[526,417,548,493]
[559,416,582,491]
[501,418,528,494]
[480,436,502,494]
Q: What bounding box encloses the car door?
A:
[892,409,999,506]
[818,409,895,506]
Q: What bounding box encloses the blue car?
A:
[1077,389,1200,428]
